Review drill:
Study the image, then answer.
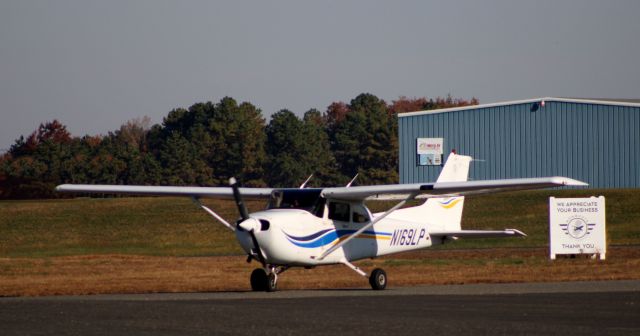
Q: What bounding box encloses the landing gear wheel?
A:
[369,268,387,290]
[250,268,267,291]
[266,273,278,292]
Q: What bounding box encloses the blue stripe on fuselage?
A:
[283,229,391,248]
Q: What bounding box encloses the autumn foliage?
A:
[0,94,477,199]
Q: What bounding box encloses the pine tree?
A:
[331,93,398,185]
[265,110,307,187]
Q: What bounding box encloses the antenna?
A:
[346,173,359,188]
[299,174,314,189]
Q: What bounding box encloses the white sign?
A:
[549,197,606,260]
[416,138,443,166]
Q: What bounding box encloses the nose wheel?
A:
[250,266,285,292]
[250,268,277,292]
[250,268,267,291]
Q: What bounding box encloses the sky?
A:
[1,0,639,151]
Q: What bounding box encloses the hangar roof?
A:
[398,97,640,118]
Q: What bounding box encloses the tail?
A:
[390,152,472,231]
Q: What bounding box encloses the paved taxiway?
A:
[2,281,639,335]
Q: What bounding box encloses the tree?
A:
[0,154,8,198]
[265,110,307,187]
[265,109,343,188]
[388,96,429,114]
[148,97,266,187]
[115,116,152,151]
[158,131,212,185]
[101,126,162,185]
[34,120,72,144]
[325,101,350,130]
[1,120,75,198]
[207,97,266,186]
[0,156,48,198]
[331,93,398,185]
[9,120,72,157]
[301,109,342,187]
[390,95,479,114]
[0,94,479,199]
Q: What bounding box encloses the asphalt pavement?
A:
[1,281,639,335]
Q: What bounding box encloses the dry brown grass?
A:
[2,246,639,297]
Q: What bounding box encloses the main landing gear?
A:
[249,262,387,292]
[369,268,387,290]
[341,259,388,290]
[250,266,288,292]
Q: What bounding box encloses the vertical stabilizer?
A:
[389,152,472,231]
[435,152,472,183]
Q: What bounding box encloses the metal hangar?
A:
[398,97,640,188]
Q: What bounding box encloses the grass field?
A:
[1,189,639,296]
[2,189,639,258]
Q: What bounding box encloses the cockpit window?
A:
[328,202,350,222]
[267,189,322,212]
[312,197,326,218]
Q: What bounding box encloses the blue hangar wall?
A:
[398,97,640,188]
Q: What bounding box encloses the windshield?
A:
[267,189,323,213]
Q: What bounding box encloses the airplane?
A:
[55,152,587,292]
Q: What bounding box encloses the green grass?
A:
[456,188,640,248]
[0,197,260,258]
[1,189,639,258]
[370,188,640,249]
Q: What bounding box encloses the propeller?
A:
[229,177,266,266]
[229,177,261,231]
[229,177,249,222]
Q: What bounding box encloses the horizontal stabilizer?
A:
[430,229,526,239]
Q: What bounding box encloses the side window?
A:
[352,204,370,223]
[328,202,350,222]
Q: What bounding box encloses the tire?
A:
[266,273,278,292]
[369,268,387,290]
[250,268,267,291]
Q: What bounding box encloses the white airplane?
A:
[56,152,587,291]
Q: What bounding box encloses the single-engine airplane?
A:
[56,152,587,291]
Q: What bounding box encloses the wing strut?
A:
[317,192,418,260]
[340,258,367,277]
[191,197,235,232]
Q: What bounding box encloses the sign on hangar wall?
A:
[549,197,606,260]
[416,138,443,166]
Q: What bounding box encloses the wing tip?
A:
[55,184,69,192]
[506,229,527,237]
[551,176,589,187]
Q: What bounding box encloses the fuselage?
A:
[236,204,435,267]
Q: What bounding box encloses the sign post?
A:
[549,196,606,260]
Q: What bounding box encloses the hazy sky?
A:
[1,0,639,150]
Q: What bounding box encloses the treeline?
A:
[0,93,477,199]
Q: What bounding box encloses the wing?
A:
[55,184,273,199]
[321,176,587,201]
